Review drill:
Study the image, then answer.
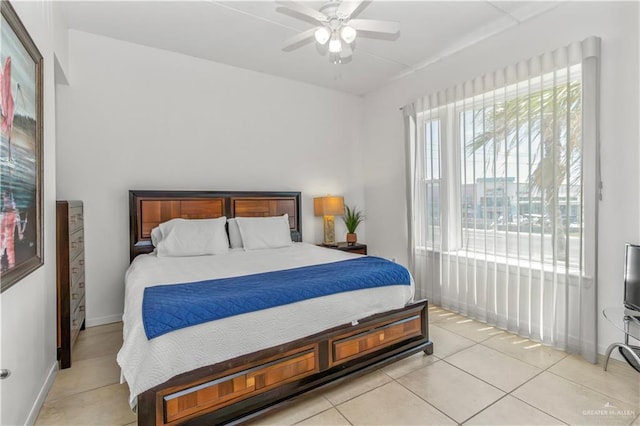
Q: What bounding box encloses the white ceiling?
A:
[59,1,560,96]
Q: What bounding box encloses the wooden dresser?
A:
[56,200,86,369]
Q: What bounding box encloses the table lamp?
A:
[314,196,345,246]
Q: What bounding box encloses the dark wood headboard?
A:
[129,190,302,261]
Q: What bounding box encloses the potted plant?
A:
[343,205,364,245]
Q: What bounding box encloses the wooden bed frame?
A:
[129,190,433,425]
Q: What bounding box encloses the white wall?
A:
[0,2,68,425]
[361,1,639,355]
[56,30,365,326]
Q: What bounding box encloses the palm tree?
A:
[466,79,582,261]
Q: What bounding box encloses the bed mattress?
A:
[116,243,414,407]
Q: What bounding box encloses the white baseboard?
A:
[85,313,123,328]
[25,361,57,426]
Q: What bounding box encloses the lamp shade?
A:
[328,34,342,53]
[314,196,345,216]
[340,25,357,44]
[314,27,331,45]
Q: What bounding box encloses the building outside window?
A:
[421,63,583,268]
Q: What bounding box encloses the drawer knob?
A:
[79,282,85,288]
[72,293,78,300]
[79,305,85,312]
[0,369,10,379]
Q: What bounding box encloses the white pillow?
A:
[150,226,162,247]
[227,218,243,249]
[156,217,229,257]
[235,214,293,250]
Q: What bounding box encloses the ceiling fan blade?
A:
[282,27,320,52]
[276,1,327,23]
[348,19,400,34]
[337,1,365,19]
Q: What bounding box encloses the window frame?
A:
[416,64,584,271]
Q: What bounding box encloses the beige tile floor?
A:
[35,306,640,426]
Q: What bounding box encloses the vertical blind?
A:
[403,37,600,362]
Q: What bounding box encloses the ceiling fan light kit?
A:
[329,33,342,53]
[340,25,357,44]
[315,27,331,45]
[278,0,399,64]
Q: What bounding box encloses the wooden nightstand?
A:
[319,242,367,255]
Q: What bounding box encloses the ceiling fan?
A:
[277,0,400,64]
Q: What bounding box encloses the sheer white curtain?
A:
[404,37,600,362]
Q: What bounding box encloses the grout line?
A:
[507,393,570,425]
[392,377,460,425]
[440,356,505,394]
[429,311,506,345]
[442,353,570,425]
[447,320,568,423]
[331,406,355,426]
[481,343,635,425]
[388,337,500,424]
[457,393,511,425]
[543,368,640,409]
[43,379,122,406]
[321,372,394,407]
[41,354,122,405]
[384,341,569,426]
[442,332,496,345]
[426,308,573,424]
[505,366,547,394]
[476,339,558,370]
[384,356,442,381]
[291,406,344,426]
[428,327,477,362]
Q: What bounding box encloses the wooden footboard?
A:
[138,300,433,425]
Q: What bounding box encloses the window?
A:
[420,64,583,269]
[424,119,441,250]
[405,37,600,361]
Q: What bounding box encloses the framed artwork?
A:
[0,0,43,292]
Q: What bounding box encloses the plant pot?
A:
[346,233,357,245]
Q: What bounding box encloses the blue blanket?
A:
[142,256,410,339]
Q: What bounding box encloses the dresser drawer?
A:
[70,254,85,288]
[68,205,83,234]
[71,276,85,300]
[71,296,85,344]
[70,278,84,315]
[69,229,84,261]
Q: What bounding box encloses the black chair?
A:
[603,243,640,372]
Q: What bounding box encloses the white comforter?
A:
[117,243,414,407]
